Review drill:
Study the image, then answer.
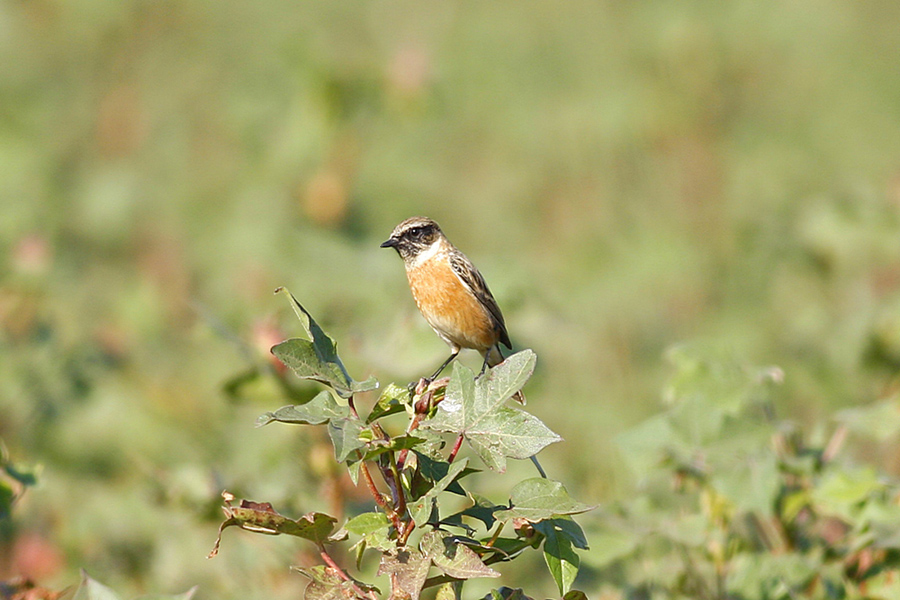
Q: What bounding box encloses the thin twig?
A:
[318,545,378,600]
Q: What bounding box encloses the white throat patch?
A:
[409,239,443,268]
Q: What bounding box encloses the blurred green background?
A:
[2,0,900,598]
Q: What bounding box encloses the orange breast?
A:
[406,255,498,352]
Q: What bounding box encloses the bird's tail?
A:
[486,346,526,404]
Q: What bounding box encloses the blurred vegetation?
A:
[2,0,900,598]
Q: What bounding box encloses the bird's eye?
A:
[409,227,422,238]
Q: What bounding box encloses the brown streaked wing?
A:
[449,250,512,349]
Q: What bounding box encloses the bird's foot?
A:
[407,377,431,397]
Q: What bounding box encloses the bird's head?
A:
[380,217,444,262]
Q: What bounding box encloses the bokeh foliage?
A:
[2,0,900,598]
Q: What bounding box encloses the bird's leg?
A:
[478,354,491,377]
[478,346,503,378]
[408,350,461,396]
[429,350,460,382]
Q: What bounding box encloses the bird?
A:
[380,216,525,403]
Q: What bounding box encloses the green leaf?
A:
[378,549,431,600]
[73,572,123,600]
[725,552,820,599]
[345,512,393,551]
[436,581,464,600]
[483,349,537,403]
[328,418,367,463]
[257,390,350,426]
[705,418,780,515]
[367,383,410,423]
[562,591,588,600]
[413,452,479,497]
[534,520,580,595]
[420,530,500,579]
[423,353,561,472]
[351,376,379,394]
[836,394,900,442]
[273,288,378,398]
[811,466,882,519]
[271,338,353,398]
[359,435,426,462]
[496,479,596,523]
[443,493,505,531]
[295,566,360,600]
[410,458,471,527]
[546,516,588,550]
[345,511,391,536]
[208,496,337,557]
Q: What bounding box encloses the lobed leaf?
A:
[257,390,350,427]
[378,549,431,600]
[208,495,337,557]
[495,479,595,523]
[534,520,581,595]
[271,338,353,398]
[328,418,367,463]
[413,452,479,497]
[442,493,505,531]
[345,511,393,551]
[424,354,560,472]
[410,458,471,527]
[359,435,426,462]
[420,530,500,579]
[294,566,364,600]
[366,383,410,423]
[272,288,378,398]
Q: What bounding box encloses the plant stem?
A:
[318,545,378,600]
[380,456,403,514]
[447,433,464,464]
[358,460,403,532]
[348,394,360,419]
[397,520,415,546]
[396,413,424,471]
[388,451,407,519]
[485,521,505,547]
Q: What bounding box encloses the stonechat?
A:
[381,216,524,402]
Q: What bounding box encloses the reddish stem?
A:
[318,546,378,600]
[396,413,424,471]
[359,461,403,532]
[447,434,464,464]
[398,519,416,546]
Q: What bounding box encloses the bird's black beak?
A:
[380,237,398,248]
